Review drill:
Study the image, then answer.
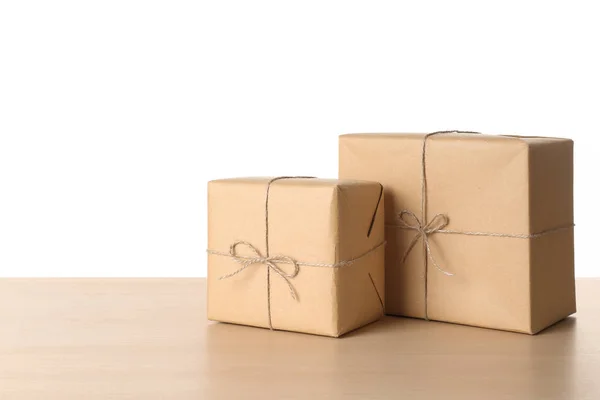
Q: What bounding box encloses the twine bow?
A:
[219,241,300,300]
[396,210,453,276]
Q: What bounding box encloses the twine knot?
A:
[396,210,453,276]
[398,210,449,236]
[219,241,300,300]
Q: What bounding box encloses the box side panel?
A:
[529,140,576,333]
[339,134,426,318]
[335,182,386,336]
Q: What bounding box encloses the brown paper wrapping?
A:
[207,177,385,337]
[339,133,575,334]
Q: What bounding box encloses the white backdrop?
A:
[0,1,598,277]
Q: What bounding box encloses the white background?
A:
[0,1,598,277]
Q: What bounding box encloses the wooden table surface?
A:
[0,278,598,399]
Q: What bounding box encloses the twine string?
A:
[208,240,386,269]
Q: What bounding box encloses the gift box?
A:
[206,177,386,337]
[339,132,575,334]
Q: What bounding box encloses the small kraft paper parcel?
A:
[207,177,385,337]
[339,131,575,334]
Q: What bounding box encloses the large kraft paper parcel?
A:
[207,177,385,337]
[339,133,575,334]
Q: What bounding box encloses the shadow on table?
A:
[343,314,578,338]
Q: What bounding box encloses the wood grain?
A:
[1,278,599,399]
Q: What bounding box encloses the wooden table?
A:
[1,279,598,399]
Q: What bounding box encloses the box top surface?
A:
[340,132,572,146]
[209,177,381,189]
